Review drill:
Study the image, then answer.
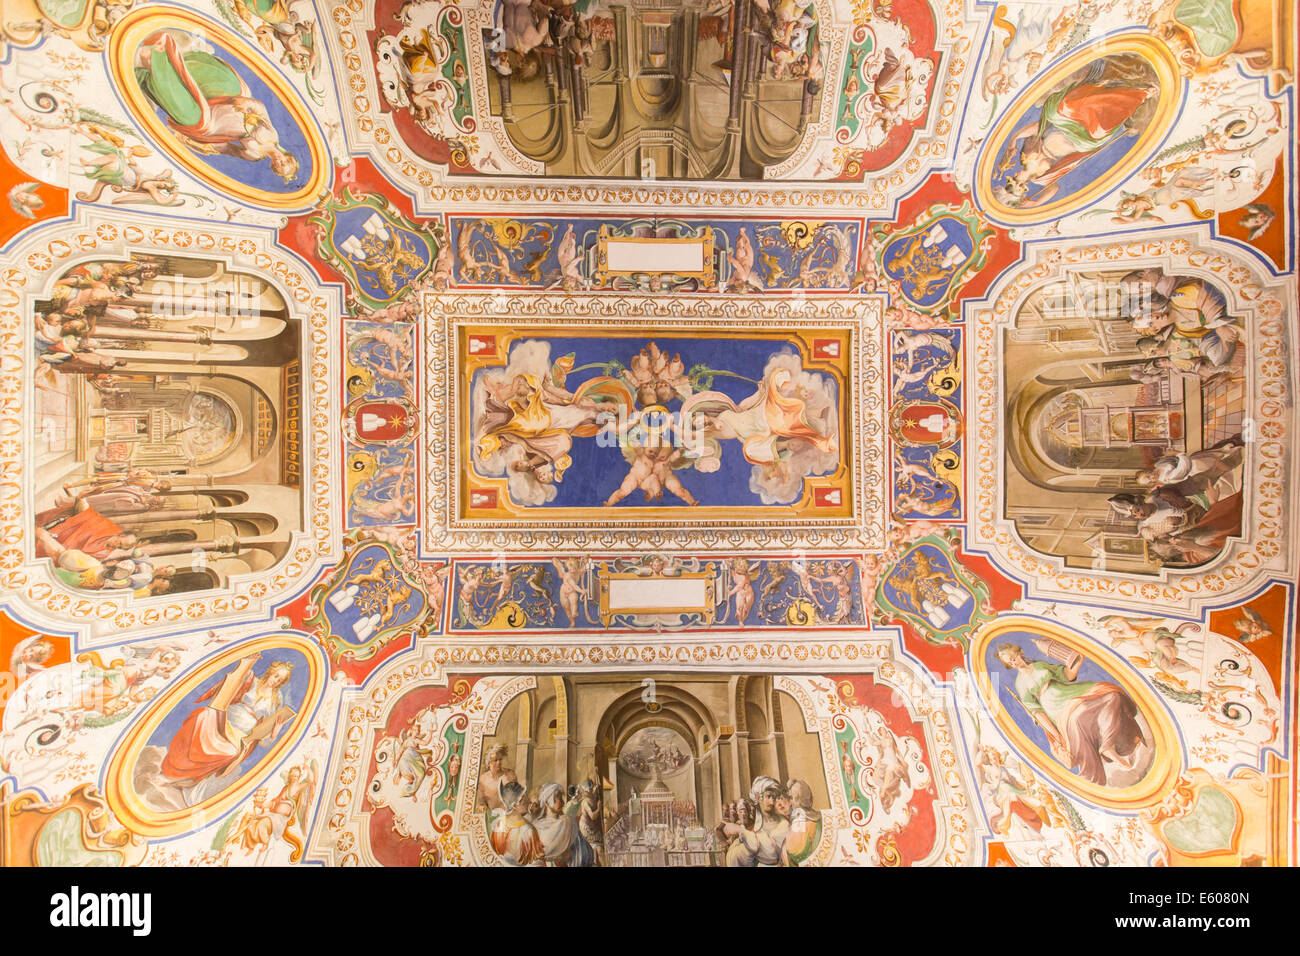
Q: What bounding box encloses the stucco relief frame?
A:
[309,641,977,867]
[965,232,1297,614]
[3,208,344,644]
[421,290,888,553]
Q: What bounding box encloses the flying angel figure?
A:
[1239,203,1275,240]
[1095,614,1199,677]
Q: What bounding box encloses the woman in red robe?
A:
[158,654,295,790]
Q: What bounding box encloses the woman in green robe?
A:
[996,642,1149,786]
[132,28,299,183]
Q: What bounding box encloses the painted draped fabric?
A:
[1038,84,1150,154]
[1014,660,1146,786]
[160,674,282,784]
[135,34,247,136]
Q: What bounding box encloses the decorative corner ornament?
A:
[310,187,443,313]
[874,201,993,315]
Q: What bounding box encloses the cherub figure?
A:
[726,557,758,623]
[1095,614,1199,684]
[726,227,765,293]
[7,181,44,218]
[1233,608,1272,644]
[548,223,588,291]
[553,557,589,627]
[456,565,492,626]
[868,721,912,814]
[603,444,700,507]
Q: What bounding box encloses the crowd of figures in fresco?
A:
[1103,269,1246,567]
[484,766,824,866]
[29,253,304,597]
[477,746,823,866]
[0,0,1293,871]
[1004,264,1250,573]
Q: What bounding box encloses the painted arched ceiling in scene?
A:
[0,0,1294,869]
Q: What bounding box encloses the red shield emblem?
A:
[468,334,497,357]
[468,489,498,510]
[353,401,413,443]
[813,487,844,508]
[890,399,961,448]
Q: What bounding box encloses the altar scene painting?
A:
[462,330,850,519]
[478,0,824,180]
[31,255,304,597]
[1002,265,1246,573]
[478,675,829,867]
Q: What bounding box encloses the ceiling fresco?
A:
[0,0,1294,870]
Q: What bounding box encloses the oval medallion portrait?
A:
[975,32,1183,226]
[104,633,325,838]
[970,616,1183,810]
[107,5,331,211]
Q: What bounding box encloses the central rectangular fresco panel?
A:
[423,293,886,553]
[466,329,850,512]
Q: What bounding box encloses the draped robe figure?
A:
[690,367,837,466]
[35,506,125,559]
[531,783,594,866]
[1001,645,1148,786]
[158,656,294,792]
[476,374,596,484]
[134,30,299,183]
[489,782,545,866]
[996,60,1158,207]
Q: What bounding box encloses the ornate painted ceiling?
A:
[0,0,1294,869]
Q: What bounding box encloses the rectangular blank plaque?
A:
[604,238,706,275]
[607,575,710,612]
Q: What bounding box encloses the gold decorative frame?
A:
[422,291,887,553]
[974,32,1183,226]
[592,226,716,287]
[595,570,717,627]
[970,615,1184,811]
[106,6,332,212]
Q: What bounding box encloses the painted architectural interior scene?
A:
[0,0,1294,869]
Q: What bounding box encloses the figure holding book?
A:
[995,640,1150,787]
[154,653,296,803]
